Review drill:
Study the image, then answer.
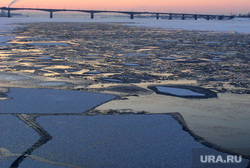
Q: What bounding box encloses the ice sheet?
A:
[0,35,15,44]
[33,115,248,168]
[0,17,249,34]
[0,17,249,48]
[0,88,115,114]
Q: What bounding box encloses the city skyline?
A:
[0,0,249,15]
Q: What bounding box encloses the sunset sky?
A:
[1,0,249,15]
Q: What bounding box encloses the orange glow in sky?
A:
[1,0,249,14]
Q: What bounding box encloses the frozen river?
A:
[0,16,249,167]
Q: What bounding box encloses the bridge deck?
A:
[0,7,234,20]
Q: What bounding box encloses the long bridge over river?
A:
[0,7,234,20]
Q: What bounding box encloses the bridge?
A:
[0,7,234,20]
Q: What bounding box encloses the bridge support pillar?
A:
[50,11,53,18]
[156,13,159,20]
[194,15,198,20]
[206,15,210,20]
[169,14,172,20]
[8,10,11,18]
[182,14,185,20]
[130,13,134,19]
[91,12,94,19]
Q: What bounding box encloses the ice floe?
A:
[0,88,115,114]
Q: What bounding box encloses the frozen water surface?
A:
[35,56,53,60]
[0,74,30,81]
[34,115,248,167]
[203,41,221,44]
[124,53,149,57]
[0,115,39,154]
[156,86,206,97]
[1,114,248,167]
[0,35,15,44]
[0,88,115,114]
[18,158,69,168]
[0,17,249,167]
[159,57,178,60]
[28,42,69,46]
[0,115,39,167]
[85,71,101,74]
[34,115,249,167]
[38,81,68,86]
[206,57,224,62]
[121,63,140,66]
[104,78,123,83]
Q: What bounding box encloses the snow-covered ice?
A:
[0,73,30,81]
[0,17,249,49]
[38,81,68,86]
[0,16,249,36]
[132,18,250,33]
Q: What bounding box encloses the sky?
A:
[1,0,249,15]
